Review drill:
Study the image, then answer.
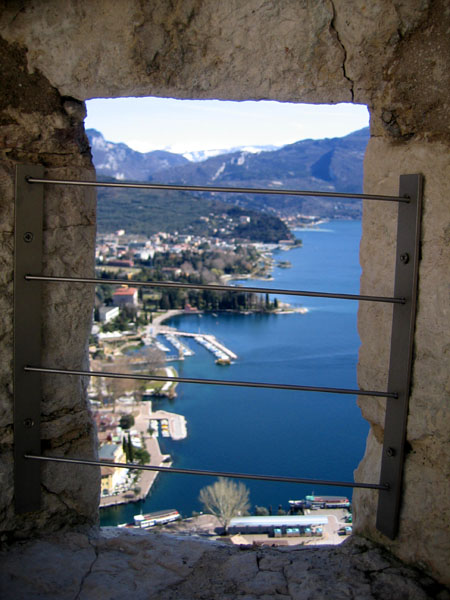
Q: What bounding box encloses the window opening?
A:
[13,100,422,540]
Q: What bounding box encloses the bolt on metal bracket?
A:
[14,164,44,513]
[375,174,423,539]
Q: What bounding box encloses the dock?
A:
[164,333,194,357]
[169,331,238,361]
[150,409,187,440]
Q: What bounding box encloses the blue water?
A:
[100,221,368,525]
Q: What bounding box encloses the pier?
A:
[164,333,194,358]
[150,409,188,440]
[169,331,238,361]
[149,311,238,362]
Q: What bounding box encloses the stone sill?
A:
[0,528,447,599]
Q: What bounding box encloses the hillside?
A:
[95,181,292,242]
[149,128,369,219]
[87,128,369,220]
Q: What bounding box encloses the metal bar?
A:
[24,365,397,398]
[14,165,44,513]
[24,454,388,490]
[376,174,423,539]
[25,274,405,305]
[26,176,409,202]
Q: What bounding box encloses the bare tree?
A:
[105,356,133,412]
[199,478,250,532]
[141,346,165,370]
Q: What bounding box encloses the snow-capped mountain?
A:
[86,129,189,181]
[181,144,280,162]
[87,127,370,219]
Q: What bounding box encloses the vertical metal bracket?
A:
[14,165,44,513]
[376,174,423,538]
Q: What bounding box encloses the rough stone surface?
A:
[0,530,448,600]
[0,36,99,540]
[2,0,446,124]
[355,137,450,584]
[0,0,449,589]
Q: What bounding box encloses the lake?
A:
[100,220,368,525]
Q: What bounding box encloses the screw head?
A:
[23,418,35,429]
[400,253,409,264]
[23,232,34,243]
[386,447,396,458]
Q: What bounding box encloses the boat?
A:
[132,509,181,529]
[289,495,351,509]
[215,357,231,365]
[305,495,351,509]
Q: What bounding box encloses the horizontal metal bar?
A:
[24,454,388,490]
[26,176,409,203]
[25,274,405,305]
[24,365,397,398]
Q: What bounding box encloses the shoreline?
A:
[153,305,308,328]
[100,403,187,509]
[101,305,307,511]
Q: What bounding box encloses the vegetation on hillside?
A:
[96,183,292,243]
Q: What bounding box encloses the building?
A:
[228,515,328,536]
[98,305,120,323]
[106,258,134,268]
[112,287,138,307]
[99,443,127,496]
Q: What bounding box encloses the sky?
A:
[85,98,369,155]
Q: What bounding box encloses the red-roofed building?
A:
[112,287,138,307]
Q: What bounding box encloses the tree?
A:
[133,447,150,465]
[105,356,134,412]
[198,478,250,533]
[127,431,134,462]
[119,414,135,430]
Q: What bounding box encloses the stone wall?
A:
[0,37,99,540]
[355,137,450,584]
[0,0,449,586]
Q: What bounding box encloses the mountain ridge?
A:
[86,128,190,180]
[87,127,370,220]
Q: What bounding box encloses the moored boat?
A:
[132,509,181,529]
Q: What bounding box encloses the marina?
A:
[164,333,194,357]
[150,409,188,441]
[150,311,238,364]
[171,330,238,362]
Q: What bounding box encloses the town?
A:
[89,227,307,506]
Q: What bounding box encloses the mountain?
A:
[182,144,280,162]
[149,128,369,219]
[87,127,370,220]
[86,129,189,180]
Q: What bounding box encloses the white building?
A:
[98,305,120,323]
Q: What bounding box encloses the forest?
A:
[96,183,292,243]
